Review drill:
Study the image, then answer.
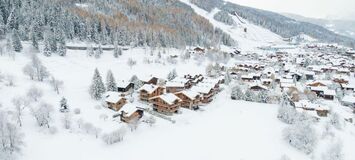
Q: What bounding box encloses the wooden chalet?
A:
[139,84,164,101]
[118,103,144,123]
[323,89,336,100]
[341,84,355,92]
[117,81,134,92]
[175,91,201,110]
[191,85,214,103]
[150,93,181,114]
[104,92,127,111]
[249,83,268,91]
[140,76,159,85]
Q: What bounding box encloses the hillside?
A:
[0,0,234,48]
[189,0,355,48]
[283,13,355,40]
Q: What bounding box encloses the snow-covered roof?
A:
[118,103,138,115]
[139,84,160,94]
[191,85,213,94]
[166,81,185,87]
[158,93,181,105]
[178,90,200,100]
[105,92,124,103]
[117,80,131,88]
[323,89,336,96]
[342,95,355,104]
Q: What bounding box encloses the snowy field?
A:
[0,46,354,160]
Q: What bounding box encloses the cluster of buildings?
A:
[230,42,355,118]
[103,74,224,123]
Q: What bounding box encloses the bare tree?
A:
[27,86,43,102]
[62,113,72,130]
[127,58,137,69]
[49,76,64,94]
[31,102,54,128]
[12,96,29,127]
[0,110,24,156]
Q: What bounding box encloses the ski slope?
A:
[180,0,284,51]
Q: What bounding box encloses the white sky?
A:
[225,0,355,20]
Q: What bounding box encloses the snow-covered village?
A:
[0,0,355,160]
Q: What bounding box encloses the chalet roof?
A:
[118,103,138,115]
[342,95,355,104]
[105,92,124,103]
[177,90,200,100]
[166,81,185,88]
[158,93,181,105]
[323,89,336,96]
[139,84,160,94]
[117,80,131,88]
[249,82,268,90]
[191,85,213,94]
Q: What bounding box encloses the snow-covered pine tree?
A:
[89,68,106,100]
[12,29,22,52]
[87,44,94,57]
[30,29,39,50]
[60,97,69,112]
[231,86,244,100]
[106,70,117,92]
[113,41,119,58]
[95,44,103,59]
[167,69,178,81]
[278,92,299,124]
[257,90,269,103]
[283,120,317,154]
[130,75,143,90]
[57,42,66,57]
[43,39,51,57]
[224,70,232,85]
[244,89,255,102]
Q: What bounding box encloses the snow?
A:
[104,92,123,104]
[157,93,181,105]
[139,84,159,94]
[179,0,284,51]
[118,103,138,115]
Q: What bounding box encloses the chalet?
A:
[294,100,329,117]
[323,89,336,100]
[118,103,144,123]
[307,80,331,87]
[304,71,315,80]
[249,83,268,91]
[117,81,134,92]
[139,84,164,101]
[175,91,201,110]
[150,93,181,114]
[308,86,327,96]
[341,95,355,107]
[333,78,349,84]
[261,79,272,86]
[191,85,214,103]
[341,84,355,92]
[193,47,205,54]
[140,76,159,85]
[165,81,186,93]
[104,92,127,111]
[241,75,254,82]
[316,107,329,117]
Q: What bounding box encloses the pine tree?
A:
[89,68,106,100]
[60,97,69,112]
[224,70,232,85]
[43,39,51,57]
[167,69,178,80]
[244,89,255,102]
[57,42,66,57]
[30,29,39,50]
[0,14,5,36]
[12,29,22,52]
[87,44,94,57]
[113,42,119,58]
[95,44,103,59]
[106,70,117,92]
[231,86,244,100]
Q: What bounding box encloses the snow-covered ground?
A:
[1,44,355,160]
[179,0,284,51]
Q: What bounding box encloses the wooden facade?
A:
[175,92,201,110]
[139,85,164,101]
[120,110,144,123]
[150,96,181,114]
[107,98,127,111]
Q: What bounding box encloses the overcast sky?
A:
[226,0,355,20]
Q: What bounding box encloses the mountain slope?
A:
[283,13,355,40]
[180,0,284,50]
[188,0,355,48]
[0,0,234,48]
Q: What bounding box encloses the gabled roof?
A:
[342,95,355,104]
[152,93,181,105]
[105,92,124,103]
[139,84,161,94]
[118,103,138,115]
[177,90,200,100]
